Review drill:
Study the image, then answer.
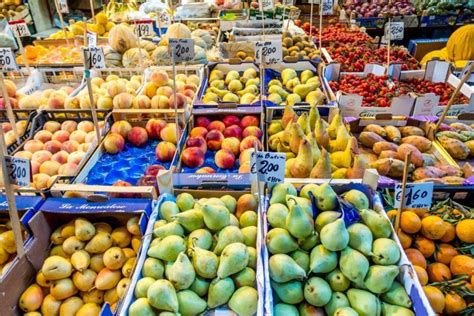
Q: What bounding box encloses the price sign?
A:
[0,48,18,71]
[322,0,334,15]
[169,38,195,62]
[83,47,106,70]
[394,182,433,209]
[259,0,273,10]
[283,0,294,6]
[9,22,30,37]
[87,31,97,47]
[58,0,69,14]
[250,151,285,183]
[385,21,404,40]
[157,11,171,27]
[5,156,31,187]
[255,40,282,64]
[134,21,155,37]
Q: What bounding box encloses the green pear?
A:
[247,246,257,269]
[381,302,415,316]
[217,242,248,278]
[308,104,320,130]
[135,277,155,298]
[176,290,207,315]
[241,226,257,247]
[167,252,195,290]
[176,193,195,211]
[228,286,258,316]
[192,246,218,279]
[266,228,298,254]
[201,204,230,231]
[147,235,186,262]
[372,238,401,265]
[348,223,373,256]
[207,277,235,308]
[298,233,320,251]
[186,229,212,252]
[153,222,184,239]
[339,247,369,284]
[84,232,112,254]
[147,279,178,312]
[359,209,392,239]
[342,190,370,210]
[286,196,313,220]
[159,201,180,222]
[310,245,337,273]
[75,218,96,241]
[380,281,412,308]
[232,267,255,288]
[267,203,289,229]
[299,302,325,315]
[272,280,304,304]
[290,250,310,273]
[239,211,258,227]
[229,213,239,227]
[334,306,359,316]
[129,297,156,316]
[142,257,164,279]
[274,303,298,316]
[190,276,210,297]
[314,183,338,211]
[154,219,167,229]
[321,218,349,251]
[270,183,297,205]
[213,226,244,255]
[304,277,332,307]
[205,197,226,207]
[325,292,350,316]
[269,254,306,283]
[220,195,237,213]
[364,265,399,294]
[347,288,381,316]
[173,209,204,232]
[326,268,350,292]
[300,183,319,199]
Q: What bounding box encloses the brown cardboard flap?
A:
[375,113,393,120]
[457,113,474,120]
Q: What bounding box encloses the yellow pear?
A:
[306,89,325,106]
[308,132,321,165]
[95,268,122,290]
[282,68,297,85]
[314,119,330,150]
[80,289,104,304]
[301,69,314,83]
[50,278,78,300]
[75,218,96,241]
[327,109,342,140]
[127,217,140,236]
[330,136,357,168]
[111,227,131,248]
[104,288,120,305]
[285,158,295,178]
[19,284,43,313]
[62,236,85,255]
[49,245,68,258]
[281,105,297,128]
[73,269,97,291]
[297,112,312,135]
[224,70,239,85]
[103,247,126,270]
[0,230,16,254]
[332,168,348,179]
[131,236,141,253]
[94,222,112,234]
[76,303,101,316]
[50,227,65,245]
[0,246,9,264]
[290,138,313,178]
[59,297,84,316]
[310,148,332,179]
[41,294,62,316]
[60,221,75,238]
[36,271,53,288]
[90,254,105,273]
[42,256,72,280]
[122,248,136,259]
[85,232,113,254]
[116,278,130,298]
[329,125,351,153]
[122,257,136,277]
[288,123,305,154]
[71,250,90,272]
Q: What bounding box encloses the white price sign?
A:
[394,182,434,209]
[259,0,273,10]
[58,0,69,14]
[134,21,155,37]
[83,47,106,69]
[87,31,97,47]
[10,22,30,37]
[255,40,282,64]
[322,0,334,15]
[283,0,294,6]
[169,38,195,62]
[385,21,404,40]
[250,151,285,183]
[5,156,31,187]
[0,48,18,71]
[157,11,171,27]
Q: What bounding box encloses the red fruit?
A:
[222,115,240,127]
[195,116,211,128]
[145,164,165,176]
[128,127,148,147]
[207,120,226,132]
[240,115,259,129]
[186,136,207,154]
[146,119,167,139]
[110,180,136,198]
[181,147,205,168]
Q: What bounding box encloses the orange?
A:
[434,243,459,265]
[413,235,435,258]
[414,265,428,285]
[387,209,397,222]
[444,293,466,315]
[404,207,428,218]
[455,219,474,243]
[440,222,456,243]
[24,45,38,59]
[427,262,452,282]
[400,211,421,233]
[397,230,412,249]
[450,255,474,277]
[405,248,427,269]
[423,286,445,313]
[421,215,447,240]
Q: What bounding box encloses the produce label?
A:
[5,156,31,187]
[58,0,69,14]
[322,0,334,15]
[394,182,433,209]
[87,31,97,48]
[169,38,195,62]
[157,11,171,27]
[385,21,404,40]
[259,0,273,11]
[134,20,155,37]
[0,48,18,71]
[82,47,106,70]
[255,40,282,65]
[9,21,30,37]
[250,151,285,183]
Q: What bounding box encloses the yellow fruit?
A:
[455,219,474,243]
[19,284,43,312]
[423,286,445,314]
[105,22,114,31]
[95,12,108,25]
[41,294,62,316]
[42,256,72,280]
[76,303,101,316]
[0,230,16,254]
[446,24,474,61]
[108,24,138,54]
[50,278,78,300]
[59,297,84,316]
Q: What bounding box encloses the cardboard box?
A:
[407,38,448,62]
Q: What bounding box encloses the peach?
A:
[34,130,53,143]
[146,119,167,139]
[207,121,226,132]
[110,180,136,198]
[196,167,215,174]
[68,151,85,165]
[160,124,181,145]
[223,125,242,139]
[215,149,235,169]
[2,122,11,133]
[195,116,211,128]
[78,143,91,152]
[240,136,262,152]
[0,97,18,109]
[47,95,65,109]
[133,95,151,109]
[113,93,134,109]
[150,71,169,86]
[156,86,173,98]
[187,75,200,87]
[4,79,16,97]
[221,137,241,155]
[97,96,113,110]
[58,163,78,176]
[239,161,251,173]
[77,121,95,133]
[43,121,61,133]
[61,121,78,134]
[190,127,208,138]
[168,93,187,109]
[223,115,240,127]
[143,82,158,98]
[47,175,59,188]
[14,151,32,160]
[70,130,87,144]
[111,120,132,138]
[61,140,79,153]
[39,160,61,176]
[128,127,148,147]
[103,133,125,154]
[183,89,195,100]
[51,151,69,164]
[240,115,259,129]
[18,95,40,109]
[52,130,70,143]
[85,131,97,143]
[181,147,205,168]
[4,130,15,146]
[175,81,185,93]
[31,160,40,175]
[206,130,224,151]
[155,141,176,162]
[24,140,44,153]
[33,173,50,189]
[242,126,262,139]
[64,96,80,109]
[186,136,207,154]
[184,83,197,92]
[107,80,127,98]
[32,150,53,164]
[44,140,63,154]
[145,164,165,176]
[150,95,169,109]
[239,148,255,165]
[91,77,105,87]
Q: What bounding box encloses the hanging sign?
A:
[169,38,195,62]
[394,182,433,209]
[250,151,285,183]
[83,47,106,69]
[255,40,282,64]
[5,156,31,187]
[385,21,404,40]
[0,48,18,71]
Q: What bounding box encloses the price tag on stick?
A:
[255,40,282,64]
[385,21,404,40]
[322,0,334,15]
[0,48,18,71]
[4,156,31,187]
[83,47,105,70]
[58,0,69,13]
[9,21,30,37]
[250,151,286,184]
[134,20,155,37]
[169,38,194,63]
[87,31,97,47]
[394,182,434,209]
[157,11,171,27]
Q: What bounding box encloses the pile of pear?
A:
[0,219,27,275]
[18,216,142,315]
[266,183,414,316]
[129,193,259,315]
[268,106,364,179]
[267,68,325,106]
[202,68,260,105]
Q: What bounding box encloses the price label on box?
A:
[169,38,195,62]
[385,21,404,40]
[5,156,31,187]
[255,40,282,65]
[9,21,30,37]
[83,47,106,70]
[259,0,273,10]
[394,182,433,209]
[0,48,18,71]
[157,11,171,27]
[322,0,334,15]
[58,0,69,14]
[134,21,155,37]
[87,31,97,47]
[250,151,285,183]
